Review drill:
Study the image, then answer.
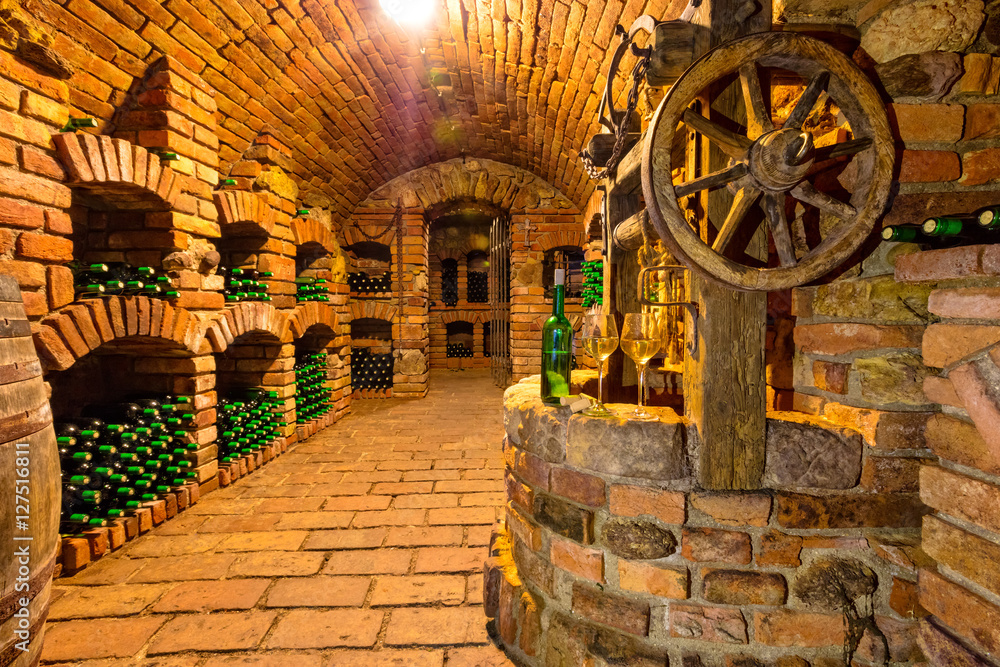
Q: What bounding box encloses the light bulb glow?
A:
[380,0,435,26]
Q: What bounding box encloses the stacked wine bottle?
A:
[296,276,330,302]
[441,263,459,307]
[72,262,178,301]
[882,206,1000,247]
[222,267,272,303]
[215,389,284,464]
[467,271,488,303]
[446,343,473,358]
[294,351,331,423]
[348,271,392,294]
[351,347,393,390]
[581,260,604,308]
[57,395,198,535]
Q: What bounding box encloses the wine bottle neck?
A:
[552,284,564,316]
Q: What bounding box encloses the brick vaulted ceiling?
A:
[26,0,685,216]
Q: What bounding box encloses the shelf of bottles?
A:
[295,351,331,423]
[467,271,488,303]
[222,267,272,303]
[581,260,603,309]
[348,271,391,294]
[446,343,473,358]
[57,395,198,535]
[296,276,330,302]
[441,260,459,307]
[72,262,178,300]
[882,206,1000,247]
[351,347,393,391]
[215,389,284,465]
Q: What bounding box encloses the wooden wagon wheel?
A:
[641,32,895,292]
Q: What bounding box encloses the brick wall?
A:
[1,45,353,512]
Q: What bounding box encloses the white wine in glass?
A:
[581,314,618,417]
[620,312,660,421]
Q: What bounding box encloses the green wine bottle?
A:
[881,225,936,244]
[541,268,573,406]
[922,217,997,244]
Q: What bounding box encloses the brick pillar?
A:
[473,320,485,368]
[393,212,429,397]
[225,132,297,311]
[458,253,468,306]
[113,55,223,314]
[328,282,352,420]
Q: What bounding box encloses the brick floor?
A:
[42,370,514,665]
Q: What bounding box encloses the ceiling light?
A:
[380,0,435,26]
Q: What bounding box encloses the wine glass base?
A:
[628,409,660,422]
[582,403,615,418]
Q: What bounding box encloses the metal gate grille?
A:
[489,214,512,388]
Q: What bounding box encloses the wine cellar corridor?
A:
[7,0,1000,664]
[43,370,513,665]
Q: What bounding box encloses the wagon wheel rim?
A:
[641,32,895,292]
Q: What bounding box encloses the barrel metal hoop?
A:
[0,360,42,386]
[0,401,53,448]
[0,548,58,666]
[0,320,31,339]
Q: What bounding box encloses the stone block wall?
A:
[488,376,924,665]
[795,245,1000,664]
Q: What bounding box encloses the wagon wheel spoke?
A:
[740,64,774,139]
[813,137,872,162]
[763,192,797,267]
[711,185,763,253]
[675,162,749,197]
[682,109,752,159]
[785,71,830,130]
[790,181,856,220]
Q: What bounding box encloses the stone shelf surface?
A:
[42,370,514,666]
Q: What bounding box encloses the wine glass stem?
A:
[637,362,647,409]
[597,359,604,405]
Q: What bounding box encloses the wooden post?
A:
[685,0,771,490]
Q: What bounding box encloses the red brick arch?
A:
[536,231,587,253]
[288,302,339,339]
[438,310,487,325]
[215,190,275,235]
[33,297,202,372]
[292,218,340,255]
[349,300,398,323]
[53,134,183,211]
[202,302,290,353]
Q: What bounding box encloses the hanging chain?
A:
[580,27,653,181]
[357,205,399,242]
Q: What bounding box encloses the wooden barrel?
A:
[0,275,60,667]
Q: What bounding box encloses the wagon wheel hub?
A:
[748,129,815,192]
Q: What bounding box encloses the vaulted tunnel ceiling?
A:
[33,0,686,216]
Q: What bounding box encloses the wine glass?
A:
[620,313,661,421]
[581,313,619,417]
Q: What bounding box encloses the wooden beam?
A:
[612,139,644,196]
[685,0,771,491]
[612,209,653,251]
